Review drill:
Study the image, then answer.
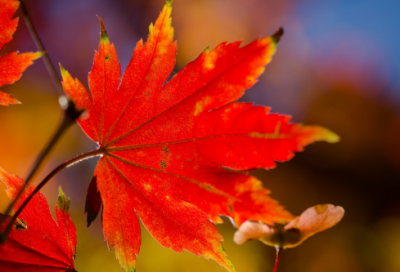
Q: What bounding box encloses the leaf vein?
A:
[104,43,269,148]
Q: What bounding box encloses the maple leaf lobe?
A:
[0,0,42,105]
[0,168,78,271]
[195,103,339,172]
[0,92,20,105]
[60,63,93,112]
[0,0,20,50]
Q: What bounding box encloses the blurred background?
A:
[0,0,399,271]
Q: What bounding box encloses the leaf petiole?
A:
[0,148,103,245]
[272,247,282,272]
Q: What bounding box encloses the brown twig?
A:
[0,0,84,236]
[19,0,63,95]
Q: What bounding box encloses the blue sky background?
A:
[297,0,400,92]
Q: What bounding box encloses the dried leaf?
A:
[234,204,345,249]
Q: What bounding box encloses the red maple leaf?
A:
[0,0,42,105]
[0,167,77,272]
[60,1,339,271]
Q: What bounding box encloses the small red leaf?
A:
[0,167,77,271]
[0,0,42,105]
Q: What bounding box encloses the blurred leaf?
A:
[0,0,41,105]
[0,168,77,272]
[234,204,344,249]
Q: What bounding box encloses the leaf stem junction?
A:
[0,149,104,245]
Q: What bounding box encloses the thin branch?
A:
[16,0,85,187]
[19,0,64,95]
[0,100,82,226]
[15,1,85,189]
[0,149,103,245]
[0,1,86,231]
[272,247,282,272]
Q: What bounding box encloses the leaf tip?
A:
[0,92,21,106]
[85,203,98,228]
[218,245,236,272]
[115,250,137,272]
[59,63,66,74]
[271,27,284,45]
[336,205,345,215]
[57,186,70,212]
[319,128,340,143]
[59,63,71,83]
[96,15,109,42]
[32,51,44,60]
[296,125,340,146]
[165,0,173,7]
[0,166,7,179]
